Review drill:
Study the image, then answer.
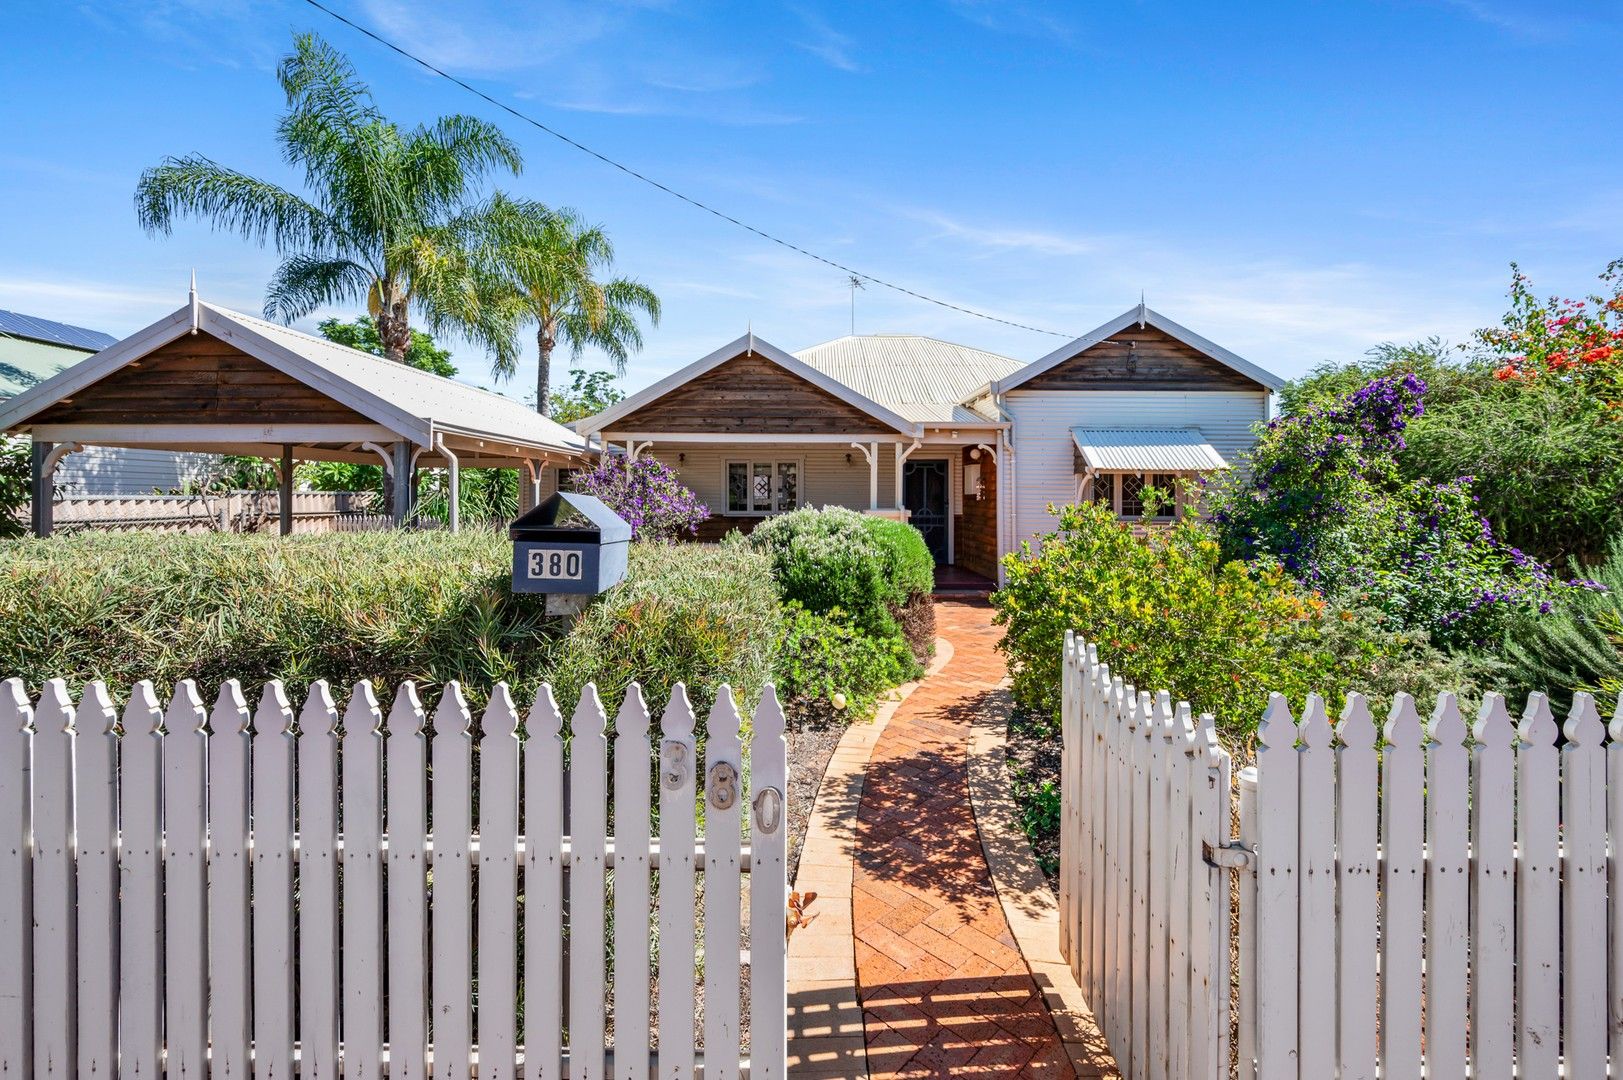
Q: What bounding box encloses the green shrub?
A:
[773,603,918,727]
[1207,373,1572,649]
[0,532,775,718]
[1505,533,1623,709]
[859,515,936,604]
[746,506,933,650]
[542,542,780,720]
[994,501,1498,739]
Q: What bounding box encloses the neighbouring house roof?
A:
[0,309,118,353]
[992,304,1285,394]
[793,335,1022,424]
[577,331,923,436]
[0,294,590,461]
[1071,428,1229,472]
[0,310,117,398]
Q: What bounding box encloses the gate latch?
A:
[1203,840,1255,870]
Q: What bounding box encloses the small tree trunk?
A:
[378,301,412,363]
[536,322,556,416]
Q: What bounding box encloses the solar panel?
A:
[0,309,118,352]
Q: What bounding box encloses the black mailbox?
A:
[509,492,631,596]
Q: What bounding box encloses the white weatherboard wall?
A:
[646,445,895,514]
[0,675,788,1079]
[1004,389,1267,548]
[55,447,216,495]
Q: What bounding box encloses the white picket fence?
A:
[1058,634,1232,1080]
[1059,630,1623,1080]
[0,674,787,1080]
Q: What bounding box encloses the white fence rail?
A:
[1059,630,1623,1080]
[0,674,787,1079]
[43,490,383,534]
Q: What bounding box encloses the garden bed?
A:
[1004,707,1062,890]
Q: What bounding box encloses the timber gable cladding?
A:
[608,351,899,436]
[1019,324,1265,393]
[29,332,373,427]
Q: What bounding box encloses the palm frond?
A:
[264,255,375,323]
[276,32,383,148]
[135,156,333,249]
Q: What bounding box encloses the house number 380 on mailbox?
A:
[528,548,583,582]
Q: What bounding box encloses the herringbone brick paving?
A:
[854,600,1074,1079]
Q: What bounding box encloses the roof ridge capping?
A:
[987,305,1285,395]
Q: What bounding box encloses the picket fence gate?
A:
[1059,630,1623,1080]
[0,674,787,1080]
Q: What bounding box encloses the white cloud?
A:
[791,6,863,73]
[907,211,1103,258]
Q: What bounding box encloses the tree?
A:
[548,368,625,424]
[0,436,28,539]
[318,316,456,377]
[1278,263,1623,564]
[135,32,521,364]
[473,196,660,415]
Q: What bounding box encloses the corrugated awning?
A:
[1071,428,1228,472]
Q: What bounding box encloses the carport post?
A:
[391,441,413,526]
[30,440,52,537]
[279,445,294,536]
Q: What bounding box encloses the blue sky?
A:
[5,0,1621,398]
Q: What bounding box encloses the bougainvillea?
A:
[573,456,708,542]
[1483,260,1623,407]
[1207,375,1586,648]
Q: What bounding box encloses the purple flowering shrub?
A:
[1208,375,1580,648]
[574,457,709,542]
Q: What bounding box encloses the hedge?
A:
[0,531,776,717]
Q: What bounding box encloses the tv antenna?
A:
[847,274,865,335]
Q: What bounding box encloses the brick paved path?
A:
[853,600,1073,1078]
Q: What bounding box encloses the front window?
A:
[726,460,801,514]
[1095,471,1181,520]
[556,466,583,493]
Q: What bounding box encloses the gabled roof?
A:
[1071,428,1229,472]
[577,331,922,436]
[0,296,589,458]
[990,304,1285,394]
[0,309,118,353]
[794,335,1020,424]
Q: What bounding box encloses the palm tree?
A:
[135,33,521,364]
[474,195,661,415]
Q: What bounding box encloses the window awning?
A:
[1070,428,1228,472]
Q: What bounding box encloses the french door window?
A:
[726,460,801,514]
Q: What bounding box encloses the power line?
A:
[299,0,1077,339]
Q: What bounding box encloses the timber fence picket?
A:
[1059,633,1623,1079]
[0,675,787,1079]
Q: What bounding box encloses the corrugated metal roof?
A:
[204,305,588,453]
[1071,428,1229,472]
[793,335,1020,424]
[0,309,118,352]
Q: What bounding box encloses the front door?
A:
[903,459,949,564]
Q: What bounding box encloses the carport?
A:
[0,286,595,536]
